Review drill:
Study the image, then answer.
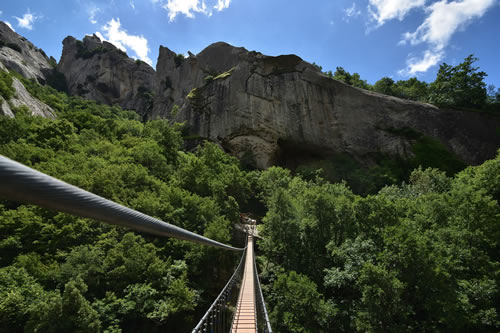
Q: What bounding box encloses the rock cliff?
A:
[152,42,500,168]
[0,54,55,119]
[0,21,54,84]
[57,35,155,119]
[3,26,499,168]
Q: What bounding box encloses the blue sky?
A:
[1,0,499,88]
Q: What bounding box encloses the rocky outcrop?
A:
[0,21,54,84]
[9,77,55,118]
[57,35,155,118]
[151,42,500,168]
[0,61,55,118]
[3,24,498,168]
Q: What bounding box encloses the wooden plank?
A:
[232,235,257,333]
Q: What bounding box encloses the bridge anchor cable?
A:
[0,155,242,251]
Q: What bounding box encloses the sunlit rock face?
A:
[0,50,55,119]
[152,42,499,168]
[58,34,155,119]
[0,21,54,85]
[4,24,498,167]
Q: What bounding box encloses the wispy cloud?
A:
[368,0,427,26]
[153,0,232,21]
[130,1,136,9]
[0,10,3,15]
[343,3,362,22]
[99,18,152,66]
[163,0,208,21]
[399,0,496,75]
[214,0,231,11]
[88,5,100,24]
[401,0,496,50]
[398,50,445,76]
[13,9,37,30]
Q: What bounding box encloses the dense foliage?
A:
[0,72,251,332]
[327,54,500,112]
[256,160,500,332]
[294,129,466,196]
[0,68,498,333]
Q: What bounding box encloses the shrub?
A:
[0,70,15,100]
[174,54,185,67]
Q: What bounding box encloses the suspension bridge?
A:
[0,155,272,333]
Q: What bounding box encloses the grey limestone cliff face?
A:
[0,58,55,119]
[9,77,55,118]
[152,42,500,168]
[0,21,54,84]
[5,24,496,168]
[57,35,155,118]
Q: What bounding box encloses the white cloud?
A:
[95,31,105,41]
[154,0,231,21]
[163,0,208,21]
[398,0,496,75]
[130,1,136,9]
[399,49,445,75]
[5,21,15,32]
[401,0,496,51]
[346,3,361,17]
[88,5,100,24]
[343,3,362,22]
[13,10,37,30]
[369,0,427,26]
[214,0,231,11]
[0,10,3,15]
[99,18,152,66]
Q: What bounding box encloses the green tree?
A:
[59,277,101,332]
[429,54,488,108]
[373,77,396,96]
[330,67,371,90]
[0,69,15,100]
[394,77,429,101]
[268,271,334,333]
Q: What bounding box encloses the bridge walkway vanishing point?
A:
[232,234,256,332]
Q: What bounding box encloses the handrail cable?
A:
[253,245,273,333]
[192,237,248,333]
[0,155,275,332]
[0,155,242,251]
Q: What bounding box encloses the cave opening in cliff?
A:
[276,138,328,170]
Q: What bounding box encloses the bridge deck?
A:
[232,234,256,333]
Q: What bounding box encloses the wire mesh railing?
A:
[253,244,273,333]
[192,238,247,333]
[0,155,273,332]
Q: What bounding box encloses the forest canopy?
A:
[0,69,498,332]
[325,54,500,112]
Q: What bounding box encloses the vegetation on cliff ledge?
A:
[327,54,500,113]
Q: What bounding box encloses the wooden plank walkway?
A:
[231,234,256,333]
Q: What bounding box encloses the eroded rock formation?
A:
[152,42,499,168]
[0,21,54,84]
[3,25,499,168]
[0,57,55,118]
[57,35,155,118]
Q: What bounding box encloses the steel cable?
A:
[0,155,242,251]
